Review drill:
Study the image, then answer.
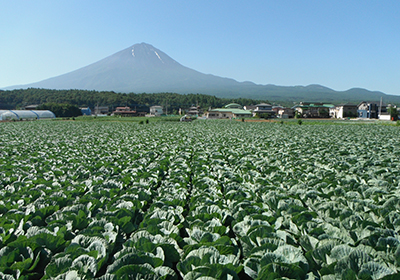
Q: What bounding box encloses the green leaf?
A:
[118,216,136,235]
[183,264,240,280]
[357,261,395,280]
[106,253,163,274]
[0,246,25,268]
[0,272,16,280]
[154,266,178,280]
[28,232,66,253]
[257,262,306,280]
[44,255,72,278]
[113,263,157,279]
[71,254,98,278]
[10,258,32,272]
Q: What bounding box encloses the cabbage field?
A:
[1,120,400,280]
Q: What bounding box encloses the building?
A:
[277,108,295,119]
[357,101,379,119]
[94,106,109,116]
[330,104,357,119]
[112,106,140,117]
[253,103,275,118]
[272,106,283,116]
[149,106,163,116]
[243,105,256,111]
[80,107,92,116]
[293,102,334,118]
[205,103,252,119]
[186,106,202,117]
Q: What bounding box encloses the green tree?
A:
[37,103,82,118]
[388,106,398,121]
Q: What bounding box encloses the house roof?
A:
[209,108,252,115]
[255,103,272,107]
[336,103,357,107]
[293,103,334,109]
[224,103,243,109]
[357,101,380,106]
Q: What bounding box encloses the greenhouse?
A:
[0,110,56,121]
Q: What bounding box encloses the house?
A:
[94,106,109,116]
[112,106,138,117]
[205,103,252,119]
[330,104,357,119]
[243,105,256,111]
[293,102,333,118]
[186,106,202,117]
[253,103,275,118]
[272,106,283,116]
[80,107,92,116]
[277,108,295,119]
[357,101,379,119]
[149,106,163,116]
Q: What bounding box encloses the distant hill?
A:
[5,42,400,104]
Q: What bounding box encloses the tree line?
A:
[0,88,265,115]
[36,103,83,118]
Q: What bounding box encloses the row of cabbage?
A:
[1,121,400,279]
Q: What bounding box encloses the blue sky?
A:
[1,0,399,95]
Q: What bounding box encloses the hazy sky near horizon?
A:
[1,0,400,95]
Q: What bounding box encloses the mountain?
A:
[5,43,400,103]
[7,43,241,94]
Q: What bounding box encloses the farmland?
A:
[1,120,400,279]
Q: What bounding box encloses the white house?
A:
[277,108,294,118]
[149,106,163,116]
[330,104,358,118]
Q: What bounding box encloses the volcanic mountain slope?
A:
[12,43,241,94]
[6,43,400,103]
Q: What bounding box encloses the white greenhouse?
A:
[0,110,56,121]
